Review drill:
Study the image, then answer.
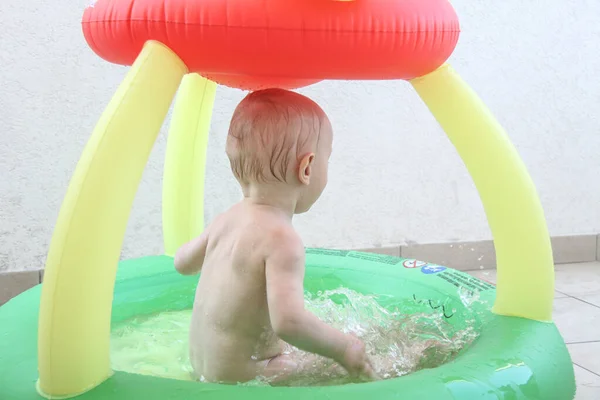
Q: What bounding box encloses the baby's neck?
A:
[241,183,298,219]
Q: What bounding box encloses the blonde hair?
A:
[226,88,328,184]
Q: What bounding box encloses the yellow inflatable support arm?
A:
[163,74,217,256]
[37,41,187,398]
[410,64,554,322]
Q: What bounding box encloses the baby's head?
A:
[226,88,332,214]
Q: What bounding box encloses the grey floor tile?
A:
[554,298,600,344]
[569,342,600,375]
[578,294,600,308]
[574,364,600,400]
[555,263,600,298]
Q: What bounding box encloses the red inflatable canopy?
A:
[83,0,460,90]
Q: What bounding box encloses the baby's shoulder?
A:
[214,204,304,254]
[260,222,304,257]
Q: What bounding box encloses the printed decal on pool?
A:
[412,294,454,318]
[402,259,428,269]
[306,249,403,266]
[436,270,495,293]
[421,265,447,274]
[305,249,350,257]
[347,252,403,265]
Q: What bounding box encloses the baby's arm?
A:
[265,229,376,381]
[174,231,209,275]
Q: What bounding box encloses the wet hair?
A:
[226,88,328,184]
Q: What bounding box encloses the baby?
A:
[174,88,377,385]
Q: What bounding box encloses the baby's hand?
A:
[340,335,379,382]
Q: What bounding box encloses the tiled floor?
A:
[469,262,600,400]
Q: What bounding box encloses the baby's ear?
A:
[298,153,315,185]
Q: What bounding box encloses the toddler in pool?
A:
[174,88,377,385]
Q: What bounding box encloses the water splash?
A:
[300,288,479,382]
[111,288,481,385]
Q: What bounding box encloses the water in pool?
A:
[110,288,482,385]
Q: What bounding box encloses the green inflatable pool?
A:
[0,250,575,399]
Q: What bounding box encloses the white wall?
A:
[1,0,599,271]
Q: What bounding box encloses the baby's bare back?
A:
[189,203,287,383]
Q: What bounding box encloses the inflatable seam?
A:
[81,20,460,34]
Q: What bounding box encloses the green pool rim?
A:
[0,250,575,399]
